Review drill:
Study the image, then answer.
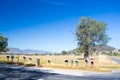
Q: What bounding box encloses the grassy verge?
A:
[41,64,112,72]
[100,65,120,69]
[0,54,120,72]
[0,60,24,65]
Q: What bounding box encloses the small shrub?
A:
[6,62,15,64]
[17,62,24,65]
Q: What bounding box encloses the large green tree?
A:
[76,17,110,59]
[0,33,8,53]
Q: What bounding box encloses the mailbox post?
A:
[75,60,79,66]
[90,60,94,69]
[16,55,19,63]
[36,58,40,67]
[85,59,88,67]
[48,60,51,65]
[71,60,73,66]
[6,56,10,62]
[11,55,14,62]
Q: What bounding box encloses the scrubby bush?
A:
[24,63,35,67]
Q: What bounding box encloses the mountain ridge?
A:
[8,47,52,54]
[69,45,116,54]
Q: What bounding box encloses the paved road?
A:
[0,64,120,80]
[110,57,120,64]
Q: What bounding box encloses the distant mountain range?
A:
[8,47,52,54]
[69,45,115,54]
[8,45,116,54]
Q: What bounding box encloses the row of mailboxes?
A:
[6,55,94,67]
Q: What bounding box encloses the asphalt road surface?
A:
[110,57,120,64]
[0,64,120,80]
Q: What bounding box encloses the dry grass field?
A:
[0,54,120,72]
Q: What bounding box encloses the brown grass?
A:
[0,54,120,72]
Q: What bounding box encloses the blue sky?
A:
[0,0,120,52]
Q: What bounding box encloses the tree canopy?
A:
[0,33,8,53]
[76,17,110,59]
[61,50,68,55]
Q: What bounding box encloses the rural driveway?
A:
[0,64,120,80]
[110,56,120,64]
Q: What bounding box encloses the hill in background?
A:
[7,45,116,55]
[69,45,116,54]
[8,47,52,54]
[93,45,115,51]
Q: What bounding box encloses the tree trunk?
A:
[84,50,89,60]
[84,44,89,59]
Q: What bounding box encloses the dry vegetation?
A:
[0,54,120,72]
